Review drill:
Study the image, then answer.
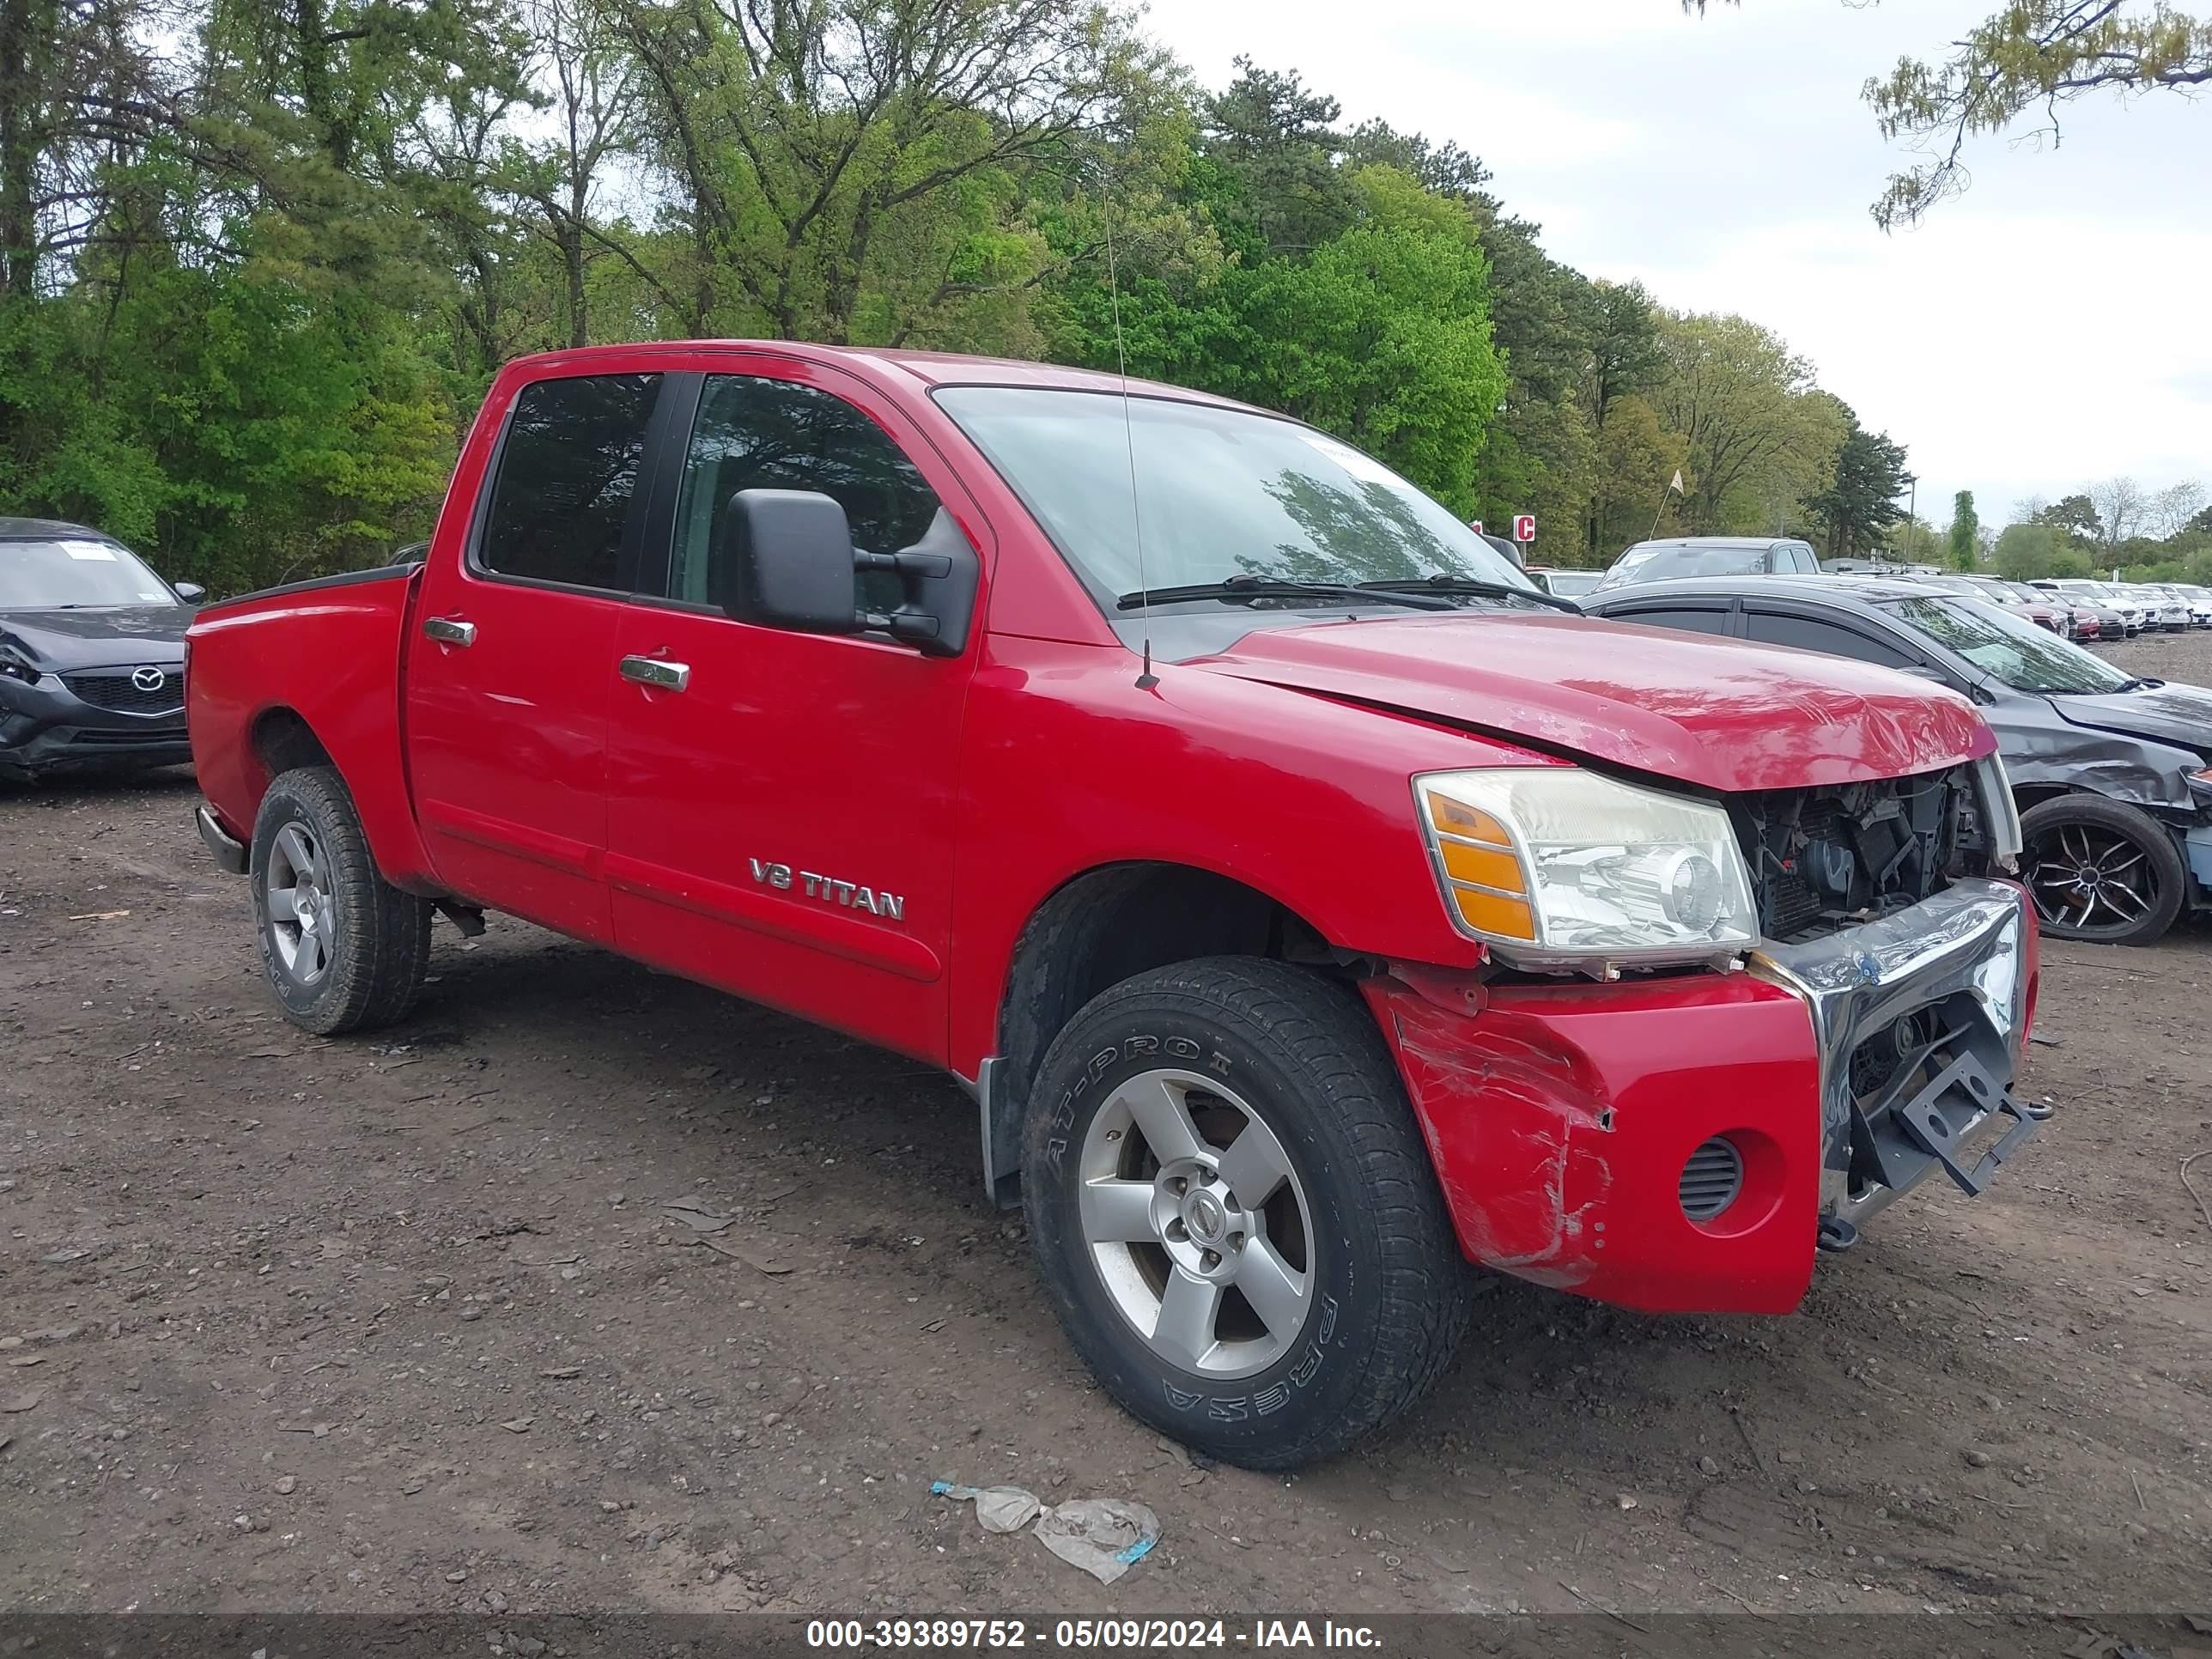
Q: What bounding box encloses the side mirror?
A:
[715,489,861,636]
[173,581,207,605]
[717,489,980,658]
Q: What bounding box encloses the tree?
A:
[1685,3,2212,226]
[1199,58,1357,257]
[2087,476,2148,552]
[1652,311,1845,535]
[1948,489,1980,571]
[2148,479,2207,538]
[611,0,1152,342]
[2033,493,2103,542]
[1803,409,1910,558]
[1994,521,2064,580]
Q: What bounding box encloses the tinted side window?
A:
[477,374,661,591]
[1778,544,1820,574]
[1610,605,1735,636]
[1744,610,1917,670]
[672,376,942,607]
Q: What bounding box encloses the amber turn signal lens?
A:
[1425,791,1512,846]
[1451,886,1535,940]
[1437,839,1523,892]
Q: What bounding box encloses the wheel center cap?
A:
[1184,1190,1226,1243]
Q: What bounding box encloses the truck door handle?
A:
[619,655,690,692]
[423,617,477,647]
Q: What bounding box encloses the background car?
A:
[1,518,204,782]
[2179,585,2212,628]
[2037,579,2141,637]
[1894,573,2065,634]
[2132,585,2195,632]
[1523,566,1606,599]
[1592,535,1822,592]
[1584,574,2212,945]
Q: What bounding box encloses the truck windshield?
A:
[0,538,173,609]
[1880,595,2134,695]
[933,386,1534,609]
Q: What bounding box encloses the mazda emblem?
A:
[131,666,167,693]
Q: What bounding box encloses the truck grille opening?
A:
[64,669,185,717]
[1679,1137,1744,1221]
[1730,766,1978,943]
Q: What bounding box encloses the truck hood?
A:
[1188,612,1994,793]
[2045,678,2212,763]
[0,605,191,672]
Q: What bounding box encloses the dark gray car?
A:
[0,518,205,781]
[1584,574,2212,945]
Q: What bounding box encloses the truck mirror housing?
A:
[717,489,864,637]
[719,489,981,659]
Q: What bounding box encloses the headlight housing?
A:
[1973,751,2023,865]
[0,648,41,687]
[1416,768,1758,969]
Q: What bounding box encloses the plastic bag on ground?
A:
[1031,1498,1160,1584]
[929,1480,1042,1534]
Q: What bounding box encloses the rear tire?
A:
[1023,957,1470,1469]
[2020,794,2186,947]
[250,766,432,1034]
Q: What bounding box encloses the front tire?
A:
[250,766,432,1034]
[2020,794,2186,946]
[1023,958,1470,1469]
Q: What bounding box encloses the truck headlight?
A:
[1415,768,1758,964]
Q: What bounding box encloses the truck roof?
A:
[499,341,1261,413]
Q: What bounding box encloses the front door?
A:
[603,365,987,1062]
[404,370,665,943]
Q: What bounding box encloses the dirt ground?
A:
[3,630,2209,1630]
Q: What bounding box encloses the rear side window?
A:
[1777,544,1820,574]
[670,375,942,608]
[1609,605,1734,636]
[476,374,661,591]
[1744,610,1918,670]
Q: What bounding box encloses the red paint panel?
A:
[1364,970,1824,1316]
[185,576,437,890]
[943,635,1557,1079]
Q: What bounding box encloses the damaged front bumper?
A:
[1750,878,2045,1245]
[1363,878,2044,1317]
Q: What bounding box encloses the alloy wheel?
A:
[1076,1067,1316,1378]
[2023,819,2162,940]
[264,820,336,982]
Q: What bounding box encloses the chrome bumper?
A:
[1751,879,2043,1234]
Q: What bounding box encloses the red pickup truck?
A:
[185,343,2045,1468]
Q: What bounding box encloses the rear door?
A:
[1740,605,1942,678]
[404,370,667,942]
[601,362,988,1062]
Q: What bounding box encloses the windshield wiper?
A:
[1356,574,1583,615]
[1115,575,1455,612]
[2047,676,2160,695]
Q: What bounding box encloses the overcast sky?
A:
[1139,0,2212,532]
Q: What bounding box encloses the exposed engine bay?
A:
[1730,765,1987,943]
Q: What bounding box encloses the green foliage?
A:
[1948,489,1980,571]
[1805,412,1911,559]
[0,10,1930,591]
[1652,311,1846,538]
[1994,521,2069,580]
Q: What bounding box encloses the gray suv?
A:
[1592,535,1822,592]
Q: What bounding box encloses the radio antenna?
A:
[1099,155,1157,690]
